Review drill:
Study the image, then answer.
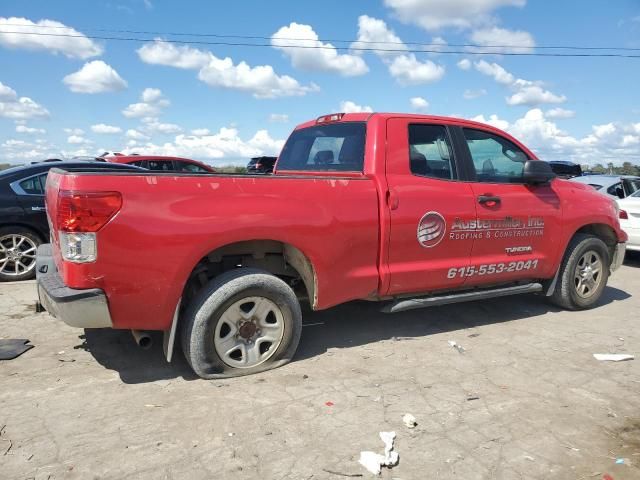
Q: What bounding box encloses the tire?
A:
[181,268,303,379]
[550,234,610,310]
[0,227,41,282]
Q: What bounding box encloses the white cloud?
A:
[16,125,46,134]
[272,23,368,76]
[67,135,91,145]
[141,117,182,135]
[126,129,149,140]
[63,61,128,94]
[0,17,102,59]
[471,114,510,131]
[138,40,210,69]
[469,27,535,53]
[64,128,84,135]
[488,109,640,164]
[457,58,472,70]
[124,127,285,161]
[506,85,566,106]
[122,88,169,118]
[546,108,575,119]
[463,88,487,99]
[91,123,122,134]
[0,81,49,120]
[138,39,318,98]
[410,96,429,110]
[191,128,211,136]
[340,101,373,113]
[384,0,526,31]
[474,60,515,84]
[354,16,445,85]
[351,15,407,58]
[474,60,566,106]
[388,54,445,85]
[269,114,289,123]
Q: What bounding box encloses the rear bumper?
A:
[36,244,112,328]
[610,242,626,272]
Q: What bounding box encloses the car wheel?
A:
[0,227,41,282]
[181,268,302,379]
[550,234,610,310]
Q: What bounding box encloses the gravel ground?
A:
[1,255,639,480]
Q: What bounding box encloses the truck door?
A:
[385,118,476,295]
[455,126,562,285]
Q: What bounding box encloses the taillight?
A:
[57,191,122,233]
[619,209,628,220]
[56,191,122,263]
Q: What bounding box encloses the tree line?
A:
[587,162,640,176]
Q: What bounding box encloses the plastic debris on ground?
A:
[402,413,417,429]
[448,340,465,353]
[593,353,634,362]
[359,431,399,475]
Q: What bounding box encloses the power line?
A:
[1,29,639,58]
[0,23,640,53]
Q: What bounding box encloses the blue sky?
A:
[1,0,639,166]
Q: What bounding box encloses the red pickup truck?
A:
[36,113,627,379]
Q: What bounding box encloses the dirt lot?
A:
[1,256,639,480]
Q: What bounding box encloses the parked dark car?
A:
[547,161,582,179]
[246,156,277,174]
[0,161,143,281]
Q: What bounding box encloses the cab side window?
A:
[463,128,529,183]
[408,124,456,180]
[147,160,174,171]
[175,161,208,173]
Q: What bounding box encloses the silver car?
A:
[570,175,640,200]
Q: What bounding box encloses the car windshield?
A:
[277,122,366,172]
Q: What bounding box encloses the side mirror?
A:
[523,160,556,185]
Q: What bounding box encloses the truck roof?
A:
[293,112,537,160]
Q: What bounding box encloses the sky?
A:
[0,0,639,166]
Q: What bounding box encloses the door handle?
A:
[478,195,501,207]
[387,189,399,210]
[31,206,46,212]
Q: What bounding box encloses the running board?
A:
[382,283,543,314]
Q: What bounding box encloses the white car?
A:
[618,190,640,251]
[571,175,640,200]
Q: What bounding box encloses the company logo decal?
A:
[417,212,446,248]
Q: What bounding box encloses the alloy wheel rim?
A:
[213,296,285,369]
[0,234,38,277]
[573,250,603,299]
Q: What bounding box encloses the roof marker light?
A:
[316,113,345,124]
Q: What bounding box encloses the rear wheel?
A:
[181,268,302,379]
[550,234,610,310]
[0,228,41,282]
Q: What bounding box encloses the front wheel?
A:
[550,234,610,310]
[181,268,302,379]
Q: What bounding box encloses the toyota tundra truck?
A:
[36,113,627,379]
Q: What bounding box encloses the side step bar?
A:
[382,283,543,314]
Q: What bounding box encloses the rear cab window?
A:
[277,122,366,172]
[408,124,456,180]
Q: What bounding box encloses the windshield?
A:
[277,122,366,172]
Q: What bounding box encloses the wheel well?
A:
[0,223,47,242]
[573,223,618,258]
[181,240,317,310]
